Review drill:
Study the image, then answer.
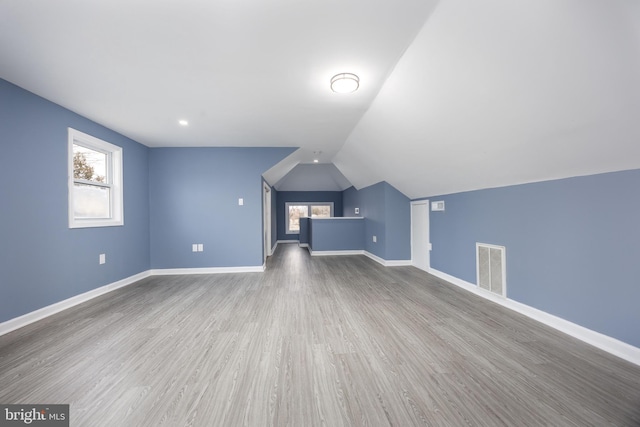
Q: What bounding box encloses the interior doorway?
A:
[411,200,430,272]
[263,183,272,263]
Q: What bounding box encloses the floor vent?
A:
[476,243,506,297]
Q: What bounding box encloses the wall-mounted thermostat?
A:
[431,201,445,211]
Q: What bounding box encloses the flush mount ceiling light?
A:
[178,119,189,126]
[330,73,359,93]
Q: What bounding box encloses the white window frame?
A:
[68,128,123,228]
[285,202,334,234]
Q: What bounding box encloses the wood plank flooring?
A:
[1,243,639,426]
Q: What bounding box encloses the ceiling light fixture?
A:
[178,120,189,126]
[313,159,319,163]
[330,73,359,93]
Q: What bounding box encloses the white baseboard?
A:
[271,241,278,253]
[305,248,411,267]
[309,249,364,256]
[0,270,151,337]
[429,268,640,367]
[150,265,265,275]
[276,240,298,244]
[364,251,412,267]
[0,263,267,337]
[299,243,309,248]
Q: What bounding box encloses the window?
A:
[285,202,334,234]
[68,128,123,228]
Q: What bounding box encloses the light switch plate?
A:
[198,244,204,252]
[192,244,198,252]
[373,236,377,243]
[238,198,244,206]
[99,254,106,264]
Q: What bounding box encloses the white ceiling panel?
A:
[3,0,639,198]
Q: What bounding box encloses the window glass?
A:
[68,128,123,228]
[285,202,334,234]
[310,205,331,218]
[73,144,107,183]
[288,205,309,233]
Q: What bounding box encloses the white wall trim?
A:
[383,259,413,267]
[299,243,309,248]
[0,270,151,337]
[276,240,298,244]
[364,251,411,267]
[305,248,412,266]
[271,240,279,253]
[150,265,265,275]
[429,268,640,367]
[0,264,267,337]
[309,249,365,256]
[310,217,364,220]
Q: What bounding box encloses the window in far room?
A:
[68,128,123,228]
[285,202,334,234]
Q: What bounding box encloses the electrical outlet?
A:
[99,254,106,264]
[372,236,377,243]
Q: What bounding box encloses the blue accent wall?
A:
[310,219,365,251]
[0,79,150,323]
[428,169,640,347]
[342,182,411,260]
[299,217,310,245]
[384,183,411,260]
[149,147,294,269]
[275,191,344,241]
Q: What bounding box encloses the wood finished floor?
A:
[1,244,639,426]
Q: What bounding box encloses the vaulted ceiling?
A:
[2,0,640,198]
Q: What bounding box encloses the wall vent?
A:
[431,201,445,211]
[476,243,506,297]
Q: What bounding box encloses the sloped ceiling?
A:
[334,0,640,199]
[0,0,437,164]
[2,1,640,199]
[273,163,352,191]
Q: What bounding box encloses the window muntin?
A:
[285,202,334,234]
[68,128,123,228]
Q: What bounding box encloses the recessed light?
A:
[178,120,189,126]
[330,73,359,93]
[313,159,319,163]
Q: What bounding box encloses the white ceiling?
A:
[335,0,640,198]
[0,0,436,162]
[2,0,640,199]
[273,163,352,192]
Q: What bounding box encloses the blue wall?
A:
[299,217,310,245]
[275,191,344,241]
[310,219,365,251]
[428,169,640,347]
[384,183,411,260]
[342,182,411,260]
[0,79,150,323]
[149,147,294,268]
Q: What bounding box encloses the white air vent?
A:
[431,201,445,211]
[476,243,506,297]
